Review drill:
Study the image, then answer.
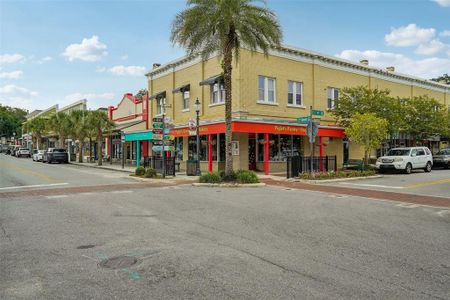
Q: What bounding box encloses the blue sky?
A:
[1,0,449,112]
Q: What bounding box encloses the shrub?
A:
[299,170,376,180]
[235,169,259,184]
[135,166,145,176]
[144,168,158,178]
[199,172,222,183]
[219,170,237,182]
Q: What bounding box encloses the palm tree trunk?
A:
[78,141,83,163]
[224,44,233,175]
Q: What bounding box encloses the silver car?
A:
[432,148,450,169]
[16,148,31,158]
[32,149,45,162]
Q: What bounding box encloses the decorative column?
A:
[136,140,141,167]
[264,133,269,175]
[208,134,213,173]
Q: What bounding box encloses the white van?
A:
[375,147,433,174]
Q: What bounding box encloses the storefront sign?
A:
[152,134,163,140]
[124,131,153,142]
[189,130,196,136]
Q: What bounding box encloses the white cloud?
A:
[440,30,450,37]
[432,0,450,7]
[37,56,52,64]
[385,24,435,47]
[415,39,449,55]
[0,70,23,79]
[0,84,38,110]
[62,36,108,62]
[336,49,450,79]
[0,53,25,64]
[108,65,146,76]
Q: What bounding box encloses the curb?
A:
[192,182,266,188]
[68,162,133,174]
[287,175,383,184]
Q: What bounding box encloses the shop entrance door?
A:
[248,138,257,170]
[343,139,349,165]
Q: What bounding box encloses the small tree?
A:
[68,110,89,163]
[135,89,148,100]
[87,110,115,166]
[47,112,72,149]
[345,113,388,166]
[430,73,450,85]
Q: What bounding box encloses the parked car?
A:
[16,148,31,158]
[376,147,433,174]
[42,148,69,164]
[11,145,20,156]
[432,148,450,169]
[32,149,45,162]
[0,144,9,153]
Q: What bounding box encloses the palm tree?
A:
[26,117,47,150]
[48,112,72,149]
[87,110,115,166]
[68,110,89,163]
[171,0,282,175]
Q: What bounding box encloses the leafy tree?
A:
[135,89,148,100]
[68,110,90,162]
[431,73,450,85]
[171,0,282,175]
[25,117,47,150]
[345,113,388,166]
[333,86,405,143]
[87,110,115,166]
[0,105,27,138]
[401,95,448,142]
[47,112,72,149]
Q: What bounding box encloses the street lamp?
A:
[194,98,202,176]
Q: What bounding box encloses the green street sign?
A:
[312,110,325,116]
[152,122,163,129]
[297,116,311,124]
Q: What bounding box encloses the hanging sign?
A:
[189,130,196,136]
[163,128,171,134]
[153,122,163,129]
[152,140,164,146]
[163,135,174,141]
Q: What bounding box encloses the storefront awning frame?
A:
[148,91,166,100]
[199,74,223,86]
[172,84,190,93]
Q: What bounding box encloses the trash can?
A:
[186,160,198,176]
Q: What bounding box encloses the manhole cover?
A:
[77,244,95,249]
[99,256,138,269]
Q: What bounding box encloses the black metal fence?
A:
[143,156,176,176]
[287,155,337,178]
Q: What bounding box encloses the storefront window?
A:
[257,134,303,161]
[175,137,183,161]
[188,135,207,161]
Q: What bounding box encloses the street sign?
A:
[164,140,174,146]
[152,128,163,134]
[189,130,196,136]
[297,116,311,124]
[152,134,163,140]
[152,140,163,146]
[163,128,171,134]
[312,110,324,116]
[152,122,163,129]
[152,117,163,123]
[307,121,319,143]
[152,145,175,152]
[163,135,174,141]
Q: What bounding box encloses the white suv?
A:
[376,147,433,174]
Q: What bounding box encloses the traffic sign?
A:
[312,110,324,116]
[307,121,319,143]
[297,116,311,124]
[152,134,163,140]
[152,146,175,152]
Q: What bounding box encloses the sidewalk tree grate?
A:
[99,256,138,269]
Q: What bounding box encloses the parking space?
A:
[324,169,450,198]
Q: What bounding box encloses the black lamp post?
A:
[194,98,202,176]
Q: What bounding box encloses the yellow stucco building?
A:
[139,45,449,174]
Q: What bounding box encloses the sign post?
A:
[121,132,125,169]
[307,106,320,175]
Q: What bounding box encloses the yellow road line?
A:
[404,178,450,189]
[0,161,55,182]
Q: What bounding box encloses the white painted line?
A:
[79,192,94,196]
[46,195,68,199]
[0,183,69,191]
[339,183,404,189]
[437,210,450,217]
[110,190,132,194]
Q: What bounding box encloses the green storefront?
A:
[123,130,153,167]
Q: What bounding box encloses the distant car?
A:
[11,146,20,156]
[0,145,9,153]
[42,148,68,164]
[432,148,450,169]
[32,149,45,162]
[16,148,31,158]
[376,147,433,174]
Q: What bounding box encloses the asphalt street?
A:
[322,168,450,198]
[1,154,450,299]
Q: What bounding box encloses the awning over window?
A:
[199,74,223,86]
[172,84,190,93]
[148,91,166,100]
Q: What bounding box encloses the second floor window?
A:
[183,91,190,110]
[156,98,164,115]
[258,76,276,103]
[211,82,225,104]
[327,87,339,109]
[288,81,302,106]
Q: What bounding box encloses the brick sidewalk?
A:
[261,178,450,208]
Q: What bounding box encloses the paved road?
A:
[321,169,450,198]
[1,154,450,299]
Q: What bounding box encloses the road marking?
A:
[45,195,68,199]
[110,190,132,194]
[339,183,404,189]
[396,203,421,208]
[0,161,55,182]
[0,183,69,191]
[404,178,450,189]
